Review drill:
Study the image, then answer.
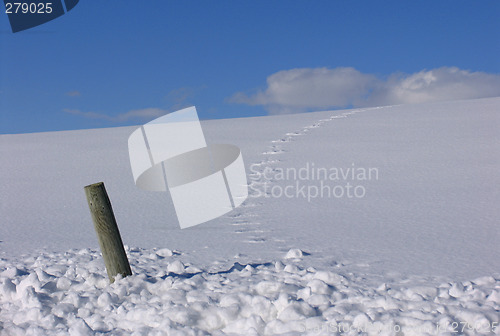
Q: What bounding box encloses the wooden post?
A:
[84,182,132,283]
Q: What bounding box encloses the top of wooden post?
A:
[84,182,105,190]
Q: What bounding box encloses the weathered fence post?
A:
[84,182,132,283]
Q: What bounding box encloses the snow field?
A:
[2,97,500,335]
[1,247,499,335]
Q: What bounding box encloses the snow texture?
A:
[1,247,499,335]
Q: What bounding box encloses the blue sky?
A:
[1,1,499,134]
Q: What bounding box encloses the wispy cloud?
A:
[229,67,500,114]
[113,108,168,122]
[63,107,167,122]
[164,86,206,112]
[64,86,200,123]
[166,87,194,107]
[66,90,81,97]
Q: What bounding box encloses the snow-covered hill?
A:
[1,98,499,335]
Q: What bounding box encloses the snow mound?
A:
[284,249,305,259]
[1,248,499,335]
[156,248,173,258]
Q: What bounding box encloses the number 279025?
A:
[5,2,53,14]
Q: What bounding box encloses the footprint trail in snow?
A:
[226,108,380,247]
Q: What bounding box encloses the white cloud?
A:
[63,109,108,120]
[63,107,167,122]
[66,90,81,97]
[367,67,500,106]
[166,87,195,105]
[114,108,167,122]
[230,67,376,114]
[229,67,500,114]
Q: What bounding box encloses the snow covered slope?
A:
[1,97,499,335]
